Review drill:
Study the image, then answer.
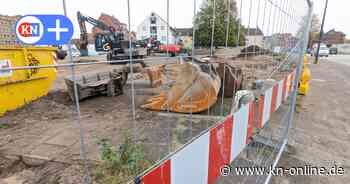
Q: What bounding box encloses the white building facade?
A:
[137,12,176,44]
[245,28,264,47]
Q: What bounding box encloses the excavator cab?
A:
[95,32,123,52]
[77,11,146,61]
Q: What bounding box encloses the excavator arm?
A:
[77,11,121,56]
[77,11,89,55]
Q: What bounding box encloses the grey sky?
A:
[0,0,348,39]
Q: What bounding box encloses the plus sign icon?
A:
[15,15,74,45]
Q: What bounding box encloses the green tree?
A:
[195,0,245,47]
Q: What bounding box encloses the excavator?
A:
[77,11,146,61]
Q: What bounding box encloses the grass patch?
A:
[0,124,9,129]
[93,133,151,184]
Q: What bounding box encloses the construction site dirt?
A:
[1,55,348,183]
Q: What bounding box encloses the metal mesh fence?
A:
[0,0,313,183]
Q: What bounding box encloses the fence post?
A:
[61,1,92,184]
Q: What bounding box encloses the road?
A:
[278,55,350,184]
[321,54,350,66]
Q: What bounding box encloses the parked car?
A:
[159,44,182,57]
[54,45,67,60]
[329,47,338,55]
[62,45,80,58]
[312,45,329,57]
[318,46,330,57]
[307,48,312,54]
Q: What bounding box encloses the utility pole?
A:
[314,0,328,64]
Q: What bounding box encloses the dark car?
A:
[54,45,67,60]
[329,47,338,55]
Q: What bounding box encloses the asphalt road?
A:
[316,54,350,66]
[287,55,350,183]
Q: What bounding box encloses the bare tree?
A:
[297,14,321,48]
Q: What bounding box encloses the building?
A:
[136,12,176,44]
[92,13,128,37]
[264,33,298,51]
[336,44,350,54]
[0,15,21,45]
[246,28,264,47]
[322,29,346,45]
[175,28,193,37]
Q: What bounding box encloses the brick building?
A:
[92,13,127,37]
[264,33,298,51]
[323,29,346,45]
[0,15,21,45]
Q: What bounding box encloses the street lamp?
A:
[314,0,329,64]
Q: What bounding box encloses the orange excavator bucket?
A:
[142,61,221,113]
[143,65,166,88]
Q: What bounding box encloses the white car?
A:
[318,46,330,57]
[62,44,80,58]
[312,45,329,57]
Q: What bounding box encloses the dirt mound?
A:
[0,156,84,184]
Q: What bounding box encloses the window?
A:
[150,16,156,24]
[150,26,157,34]
[161,26,165,30]
[162,36,167,41]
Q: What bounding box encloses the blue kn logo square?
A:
[15,15,74,45]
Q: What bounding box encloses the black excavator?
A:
[77,11,146,63]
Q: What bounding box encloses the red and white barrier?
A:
[137,70,296,184]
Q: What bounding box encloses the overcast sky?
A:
[0,0,348,39]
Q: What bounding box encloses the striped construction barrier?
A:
[257,70,296,129]
[135,70,296,184]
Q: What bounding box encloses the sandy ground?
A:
[0,54,221,183]
[1,54,348,183]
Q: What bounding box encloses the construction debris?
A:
[64,68,127,101]
[238,45,271,57]
[217,62,244,97]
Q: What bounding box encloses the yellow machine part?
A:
[299,81,309,95]
[299,55,311,95]
[0,46,57,116]
[142,62,221,113]
[304,54,309,65]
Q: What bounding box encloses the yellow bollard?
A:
[299,55,311,95]
[0,46,57,116]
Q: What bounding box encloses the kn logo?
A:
[15,15,74,45]
[16,16,44,44]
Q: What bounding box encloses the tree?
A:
[297,14,321,48]
[308,14,321,47]
[194,0,245,47]
[310,14,321,33]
